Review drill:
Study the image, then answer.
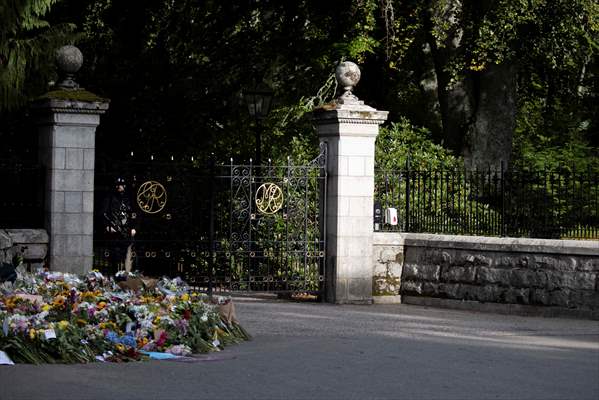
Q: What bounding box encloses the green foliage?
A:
[375,118,460,170]
[373,119,597,240]
[268,72,338,165]
[513,97,599,172]
[425,0,598,81]
[55,0,375,160]
[374,118,498,236]
[370,0,598,167]
[0,0,77,110]
[1,0,597,172]
[332,0,380,63]
[379,1,422,69]
[507,0,599,170]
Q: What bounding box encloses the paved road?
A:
[1,300,598,400]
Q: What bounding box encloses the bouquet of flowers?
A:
[0,270,250,364]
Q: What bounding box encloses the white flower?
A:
[130,305,150,320]
[166,344,192,356]
[159,316,175,326]
[32,311,49,326]
[140,319,154,330]
[7,315,30,332]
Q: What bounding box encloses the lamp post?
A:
[243,86,273,166]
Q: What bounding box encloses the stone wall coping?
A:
[373,232,599,256]
[32,97,109,114]
[3,229,49,244]
[373,232,405,246]
[313,106,388,128]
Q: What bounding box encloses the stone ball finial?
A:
[335,61,361,104]
[55,45,83,89]
[336,61,360,91]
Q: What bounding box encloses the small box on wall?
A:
[385,207,398,226]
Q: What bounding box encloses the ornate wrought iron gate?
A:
[94,144,327,295]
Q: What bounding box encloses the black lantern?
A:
[243,88,274,120]
[243,85,273,166]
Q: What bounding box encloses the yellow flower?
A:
[5,297,17,310]
[53,295,66,307]
[57,320,69,330]
[115,343,125,353]
[154,316,161,324]
[180,294,189,302]
[41,303,51,311]
[29,329,36,340]
[99,322,115,330]
[97,301,107,310]
[81,291,96,301]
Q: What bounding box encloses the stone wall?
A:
[0,229,49,270]
[373,232,599,314]
[372,233,403,303]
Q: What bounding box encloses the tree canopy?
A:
[0,0,76,109]
[0,0,597,168]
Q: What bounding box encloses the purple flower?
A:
[175,319,189,335]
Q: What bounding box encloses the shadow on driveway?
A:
[2,301,598,400]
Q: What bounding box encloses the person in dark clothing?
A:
[101,177,137,271]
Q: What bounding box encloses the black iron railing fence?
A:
[374,162,599,240]
[0,159,45,228]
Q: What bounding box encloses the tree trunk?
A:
[418,43,444,141]
[463,63,517,170]
[430,57,517,169]
[425,0,517,169]
[436,73,475,155]
[426,0,475,155]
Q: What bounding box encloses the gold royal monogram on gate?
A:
[137,180,167,214]
[255,183,283,214]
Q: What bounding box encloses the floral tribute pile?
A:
[0,270,249,364]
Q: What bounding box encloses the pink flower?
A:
[156,331,167,347]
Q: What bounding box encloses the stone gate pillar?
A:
[33,46,109,274]
[313,62,388,304]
